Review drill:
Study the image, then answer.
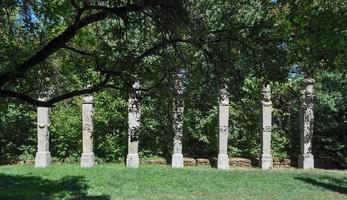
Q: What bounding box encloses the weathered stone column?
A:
[298,78,315,169]
[172,72,185,168]
[218,79,230,170]
[299,88,306,163]
[81,94,95,167]
[35,98,52,167]
[260,85,273,169]
[127,81,141,168]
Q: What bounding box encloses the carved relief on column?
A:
[172,72,185,168]
[35,97,52,168]
[299,78,315,169]
[127,81,141,168]
[218,78,230,170]
[260,85,273,169]
[81,94,95,167]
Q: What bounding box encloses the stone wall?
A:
[141,157,300,168]
[230,158,252,167]
[142,158,167,165]
[273,158,292,168]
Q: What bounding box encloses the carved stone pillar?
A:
[298,78,315,169]
[260,85,273,169]
[127,81,141,168]
[172,73,185,168]
[218,79,230,170]
[35,98,52,167]
[81,94,95,167]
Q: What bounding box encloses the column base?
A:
[171,153,184,168]
[298,154,314,169]
[126,153,139,168]
[218,154,229,170]
[81,153,95,167]
[35,151,51,168]
[260,154,273,170]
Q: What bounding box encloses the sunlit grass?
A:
[0,164,345,200]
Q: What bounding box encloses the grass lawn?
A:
[0,164,346,200]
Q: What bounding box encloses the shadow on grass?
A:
[296,175,347,194]
[0,174,110,200]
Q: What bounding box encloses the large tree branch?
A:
[0,37,193,107]
[0,75,111,107]
[0,11,108,87]
[0,2,147,88]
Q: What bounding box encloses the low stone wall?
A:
[196,158,210,166]
[16,157,346,169]
[142,158,167,165]
[230,158,252,167]
[273,158,291,168]
[139,157,346,169]
[142,157,297,168]
[19,157,298,168]
[183,158,196,166]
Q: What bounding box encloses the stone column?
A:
[35,98,52,167]
[218,79,230,170]
[298,78,315,169]
[260,85,273,169]
[81,94,95,167]
[126,81,141,168]
[172,73,185,168]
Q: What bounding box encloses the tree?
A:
[0,0,190,106]
[0,0,345,166]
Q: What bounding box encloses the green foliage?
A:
[313,71,347,166]
[93,91,128,162]
[0,100,36,164]
[0,0,345,168]
[50,98,82,162]
[228,77,262,158]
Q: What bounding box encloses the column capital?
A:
[302,78,315,94]
[303,79,314,105]
[261,101,272,107]
[303,78,315,85]
[132,80,141,90]
[38,97,49,102]
[262,85,271,101]
[82,94,94,104]
[218,84,229,106]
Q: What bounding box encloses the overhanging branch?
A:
[0,75,111,107]
[0,1,147,88]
